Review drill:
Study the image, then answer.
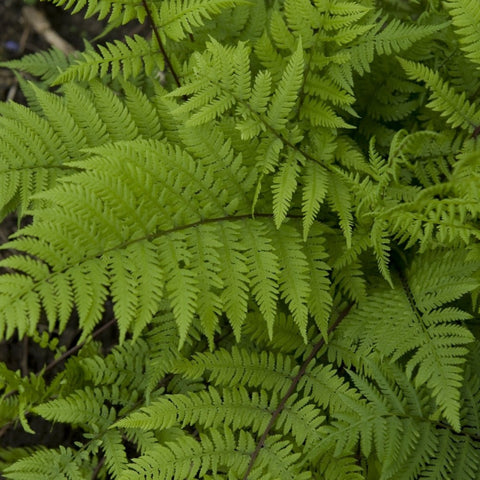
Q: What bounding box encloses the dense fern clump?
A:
[1,0,480,478]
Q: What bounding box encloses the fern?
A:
[1,0,480,478]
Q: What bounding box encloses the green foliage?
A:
[1,0,480,478]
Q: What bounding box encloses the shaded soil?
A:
[0,0,147,101]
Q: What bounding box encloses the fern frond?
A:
[302,226,332,338]
[105,242,164,341]
[0,47,74,84]
[249,70,272,115]
[301,162,329,240]
[80,339,149,388]
[116,385,324,448]
[398,58,480,132]
[348,17,445,75]
[120,79,164,140]
[242,221,280,338]
[0,102,69,218]
[300,98,352,128]
[216,223,249,340]
[186,225,224,344]
[272,151,301,228]
[158,232,199,347]
[0,135,331,343]
[3,1,480,479]
[174,346,297,396]
[48,0,146,23]
[118,427,308,480]
[34,386,115,426]
[3,447,85,480]
[269,10,297,51]
[444,0,480,70]
[266,40,304,130]
[54,35,163,84]
[102,429,129,478]
[156,0,250,42]
[346,249,478,431]
[0,76,169,217]
[304,73,355,107]
[270,224,310,338]
[379,183,480,249]
[26,82,89,157]
[327,171,354,248]
[370,219,392,286]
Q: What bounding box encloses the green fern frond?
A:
[398,58,480,133]
[0,102,69,218]
[27,82,89,157]
[302,227,332,338]
[155,0,250,42]
[120,79,164,140]
[34,386,116,426]
[215,223,249,340]
[254,31,287,82]
[378,185,480,250]
[269,10,297,51]
[174,346,296,395]
[249,70,272,115]
[49,0,100,17]
[116,386,324,447]
[327,171,354,248]
[444,0,480,70]
[300,98,352,128]
[3,446,86,480]
[242,221,280,338]
[370,219,392,286]
[0,76,169,218]
[304,73,355,107]
[102,429,129,478]
[0,47,75,84]
[48,0,146,23]
[409,248,480,312]
[0,136,332,344]
[272,151,301,228]
[346,249,478,431]
[347,16,445,75]
[301,162,329,240]
[54,35,163,84]
[118,427,309,480]
[105,242,164,341]
[266,40,304,130]
[270,224,310,338]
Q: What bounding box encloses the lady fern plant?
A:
[1,0,480,477]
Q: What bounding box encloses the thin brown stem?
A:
[43,317,117,375]
[472,124,480,139]
[0,422,10,439]
[241,302,355,479]
[141,0,181,88]
[20,336,28,376]
[91,455,106,480]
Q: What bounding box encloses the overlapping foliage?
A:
[1,0,480,478]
